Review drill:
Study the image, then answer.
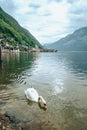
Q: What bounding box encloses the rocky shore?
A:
[0,113,58,130]
[0,113,14,130]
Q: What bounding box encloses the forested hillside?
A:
[0,7,43,48]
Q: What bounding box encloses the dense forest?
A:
[0,7,43,49]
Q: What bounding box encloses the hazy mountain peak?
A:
[47,26,87,51]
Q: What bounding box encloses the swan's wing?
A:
[25,90,30,100]
[25,88,39,102]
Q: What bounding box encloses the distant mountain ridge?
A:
[47,27,87,51]
[0,7,43,48]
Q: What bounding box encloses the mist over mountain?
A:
[47,27,87,51]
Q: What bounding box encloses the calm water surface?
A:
[0,51,87,130]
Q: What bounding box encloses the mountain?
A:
[0,7,43,48]
[47,27,87,51]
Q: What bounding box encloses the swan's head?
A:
[38,96,47,111]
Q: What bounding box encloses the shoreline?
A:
[0,112,57,130]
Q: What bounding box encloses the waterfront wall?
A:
[0,46,2,63]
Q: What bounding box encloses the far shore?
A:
[1,48,58,53]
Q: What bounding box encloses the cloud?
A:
[0,0,16,14]
[0,0,87,44]
[67,0,87,31]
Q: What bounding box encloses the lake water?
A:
[0,51,87,130]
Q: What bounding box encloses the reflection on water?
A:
[62,51,87,77]
[0,52,38,84]
[0,51,87,130]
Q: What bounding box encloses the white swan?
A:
[25,88,47,110]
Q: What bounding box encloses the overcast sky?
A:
[0,0,87,44]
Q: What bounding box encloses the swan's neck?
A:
[38,96,47,111]
[38,96,46,104]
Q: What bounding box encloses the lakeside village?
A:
[0,36,57,54]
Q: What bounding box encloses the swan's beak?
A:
[43,104,47,111]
